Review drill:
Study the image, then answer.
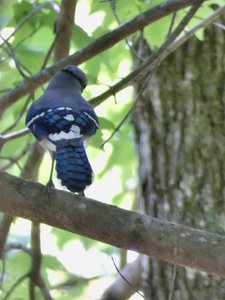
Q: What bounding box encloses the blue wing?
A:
[26,106,98,149]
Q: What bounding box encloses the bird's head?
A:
[62,65,87,91]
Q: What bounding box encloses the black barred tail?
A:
[55,144,93,193]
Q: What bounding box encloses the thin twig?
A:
[0,157,22,172]
[0,128,29,142]
[0,34,28,79]
[110,0,144,61]
[167,13,177,37]
[0,243,31,292]
[0,47,32,78]
[111,257,144,299]
[213,22,225,30]
[14,26,40,53]
[0,146,30,172]
[100,63,158,147]
[0,130,30,167]
[1,96,32,135]
[3,272,30,300]
[41,34,59,70]
[5,243,31,255]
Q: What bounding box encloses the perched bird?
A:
[25,65,98,193]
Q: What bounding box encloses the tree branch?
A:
[1,171,225,278]
[0,215,14,258]
[0,0,206,117]
[101,257,142,300]
[54,0,77,61]
[0,128,29,144]
[30,223,53,300]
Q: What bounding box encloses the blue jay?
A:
[25,65,99,193]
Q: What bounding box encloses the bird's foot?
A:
[78,191,85,197]
[46,179,55,201]
[46,179,55,189]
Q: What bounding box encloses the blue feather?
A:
[55,144,93,192]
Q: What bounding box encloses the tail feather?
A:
[55,144,93,193]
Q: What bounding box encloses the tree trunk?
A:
[133,19,225,299]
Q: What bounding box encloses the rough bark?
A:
[132,16,225,300]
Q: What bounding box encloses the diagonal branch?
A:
[0,0,206,117]
[90,4,225,107]
[54,0,77,61]
[90,0,201,107]
[1,171,225,278]
[2,272,29,300]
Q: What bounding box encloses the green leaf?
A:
[82,55,102,84]
[51,227,96,251]
[98,117,115,130]
[72,25,93,49]
[42,254,66,271]
[88,117,115,149]
[38,7,57,29]
[89,129,103,149]
[0,0,16,29]
[144,15,172,48]
[13,1,34,26]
